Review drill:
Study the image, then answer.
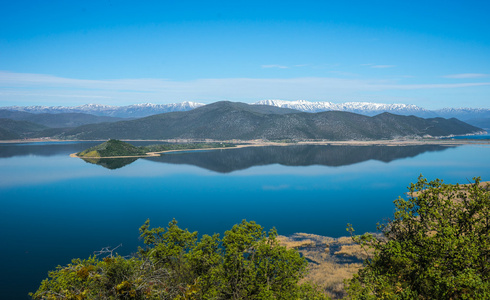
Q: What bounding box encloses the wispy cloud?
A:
[1,71,489,106]
[443,73,489,79]
[329,71,360,77]
[371,65,396,69]
[381,82,490,89]
[361,63,396,69]
[261,64,289,69]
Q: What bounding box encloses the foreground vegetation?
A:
[31,220,327,300]
[347,176,490,299]
[31,177,489,299]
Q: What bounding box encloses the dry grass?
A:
[278,233,373,299]
[305,259,362,299]
[276,236,315,249]
[334,244,373,260]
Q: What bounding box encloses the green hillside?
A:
[77,139,147,157]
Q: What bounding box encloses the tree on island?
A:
[347,176,490,299]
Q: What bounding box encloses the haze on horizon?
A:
[1,0,489,109]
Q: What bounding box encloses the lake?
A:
[1,141,490,299]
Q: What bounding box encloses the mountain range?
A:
[253,100,490,129]
[2,101,203,118]
[2,100,489,129]
[26,101,481,141]
[0,110,124,128]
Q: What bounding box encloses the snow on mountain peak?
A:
[2,101,488,122]
[1,102,205,118]
[253,99,428,113]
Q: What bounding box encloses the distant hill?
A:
[77,139,147,157]
[434,107,490,121]
[253,100,490,128]
[463,118,490,130]
[2,101,204,118]
[0,110,125,128]
[0,118,48,140]
[254,99,438,117]
[35,101,482,141]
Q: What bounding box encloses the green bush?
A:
[31,220,328,300]
[347,176,490,299]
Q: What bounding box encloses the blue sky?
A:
[1,0,489,109]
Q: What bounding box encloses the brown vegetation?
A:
[278,233,374,299]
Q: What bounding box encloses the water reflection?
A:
[0,141,170,158]
[1,142,489,300]
[79,144,456,171]
[0,141,101,158]
[147,144,456,172]
[81,157,139,169]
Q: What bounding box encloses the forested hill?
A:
[0,118,48,140]
[34,101,482,141]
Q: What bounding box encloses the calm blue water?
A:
[1,142,490,299]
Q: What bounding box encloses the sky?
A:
[1,0,489,109]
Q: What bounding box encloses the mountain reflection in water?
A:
[82,157,139,169]
[85,144,456,171]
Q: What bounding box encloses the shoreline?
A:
[3,138,490,146]
[4,138,490,159]
[70,142,280,159]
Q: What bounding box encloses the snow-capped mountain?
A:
[253,100,437,117]
[253,100,490,129]
[3,101,205,118]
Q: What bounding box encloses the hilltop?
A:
[77,139,147,158]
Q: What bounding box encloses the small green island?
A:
[76,139,236,158]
